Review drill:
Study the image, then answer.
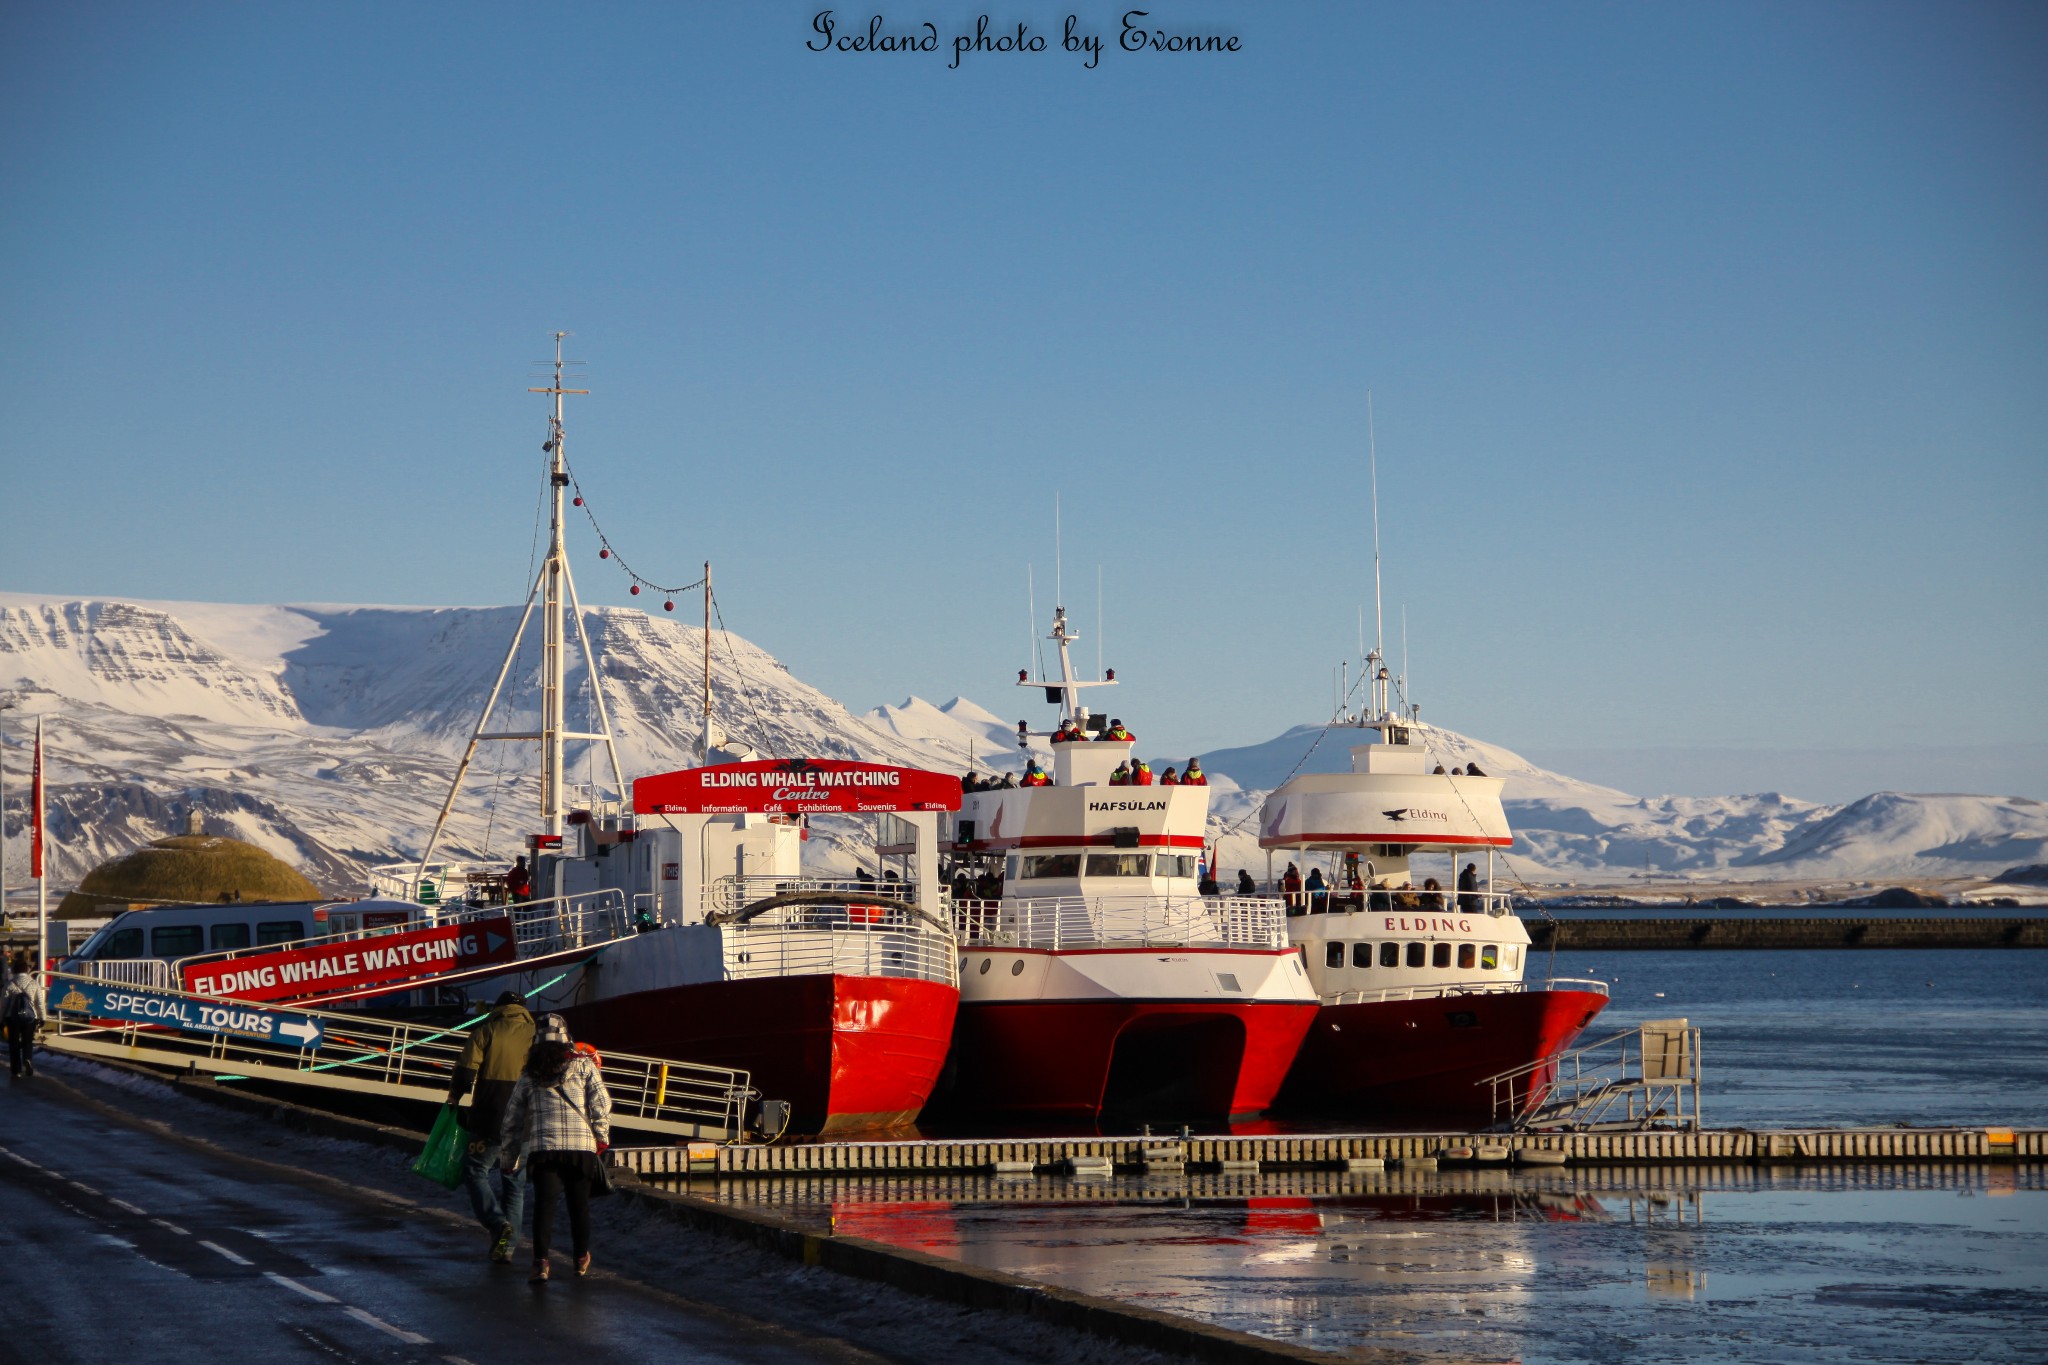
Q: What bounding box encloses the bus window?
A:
[1432,942,1452,968]
[1380,941,1400,968]
[151,925,203,959]
[257,921,303,946]
[1481,944,1500,969]
[1458,943,1476,969]
[211,923,252,951]
[1325,942,1344,969]
[1352,942,1373,969]
[102,927,144,959]
[1406,942,1426,968]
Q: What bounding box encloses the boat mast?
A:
[414,334,627,893]
[1366,391,1390,722]
[702,560,713,765]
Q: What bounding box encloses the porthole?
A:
[1010,959,1025,976]
[979,958,992,975]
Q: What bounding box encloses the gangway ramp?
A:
[40,972,763,1143]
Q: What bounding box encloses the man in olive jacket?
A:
[448,991,535,1260]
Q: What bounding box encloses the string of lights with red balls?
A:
[565,465,704,612]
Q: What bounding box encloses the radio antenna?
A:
[1367,391,1388,718]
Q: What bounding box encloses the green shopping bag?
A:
[410,1104,470,1189]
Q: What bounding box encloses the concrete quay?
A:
[1522,915,2048,949]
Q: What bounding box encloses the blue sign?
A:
[50,979,324,1050]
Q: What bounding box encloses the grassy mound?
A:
[57,835,321,919]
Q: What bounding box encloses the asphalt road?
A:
[0,1072,877,1365]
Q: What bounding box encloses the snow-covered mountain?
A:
[2,592,2040,897]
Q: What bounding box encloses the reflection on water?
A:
[700,1165,2047,1363]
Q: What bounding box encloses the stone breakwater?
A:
[1521,916,2048,950]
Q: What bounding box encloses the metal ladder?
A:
[39,971,763,1143]
[1484,1018,1702,1133]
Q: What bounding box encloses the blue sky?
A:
[4,2,2044,801]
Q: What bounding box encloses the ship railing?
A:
[1324,977,1609,1006]
[706,874,923,913]
[1484,1018,1701,1133]
[1285,888,1515,919]
[364,861,511,907]
[952,894,1290,951]
[720,914,959,987]
[39,971,760,1141]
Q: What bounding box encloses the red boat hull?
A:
[560,973,958,1135]
[1278,987,1609,1129]
[944,998,1319,1122]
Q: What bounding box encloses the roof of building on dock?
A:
[56,833,322,919]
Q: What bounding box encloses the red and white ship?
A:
[940,607,1319,1124]
[1259,661,1609,1128]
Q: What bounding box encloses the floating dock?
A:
[615,1125,2046,1178]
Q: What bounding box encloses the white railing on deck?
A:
[708,874,923,915]
[953,895,1290,952]
[1324,976,1609,1007]
[722,914,958,987]
[59,959,176,989]
[1286,888,1515,918]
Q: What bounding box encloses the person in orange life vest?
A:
[1099,719,1133,742]
[1109,761,1131,785]
[1052,720,1085,743]
[505,855,533,903]
[1021,760,1051,787]
[1159,766,1179,785]
[1131,759,1154,786]
[1181,758,1207,786]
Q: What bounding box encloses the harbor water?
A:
[711,948,2048,1362]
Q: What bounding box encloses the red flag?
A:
[30,718,43,880]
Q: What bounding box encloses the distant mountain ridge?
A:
[2,592,2041,895]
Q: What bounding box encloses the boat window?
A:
[1481,944,1499,969]
[1352,942,1373,969]
[1005,855,1020,880]
[211,923,251,951]
[1019,853,1082,879]
[151,925,204,960]
[102,927,144,960]
[1325,942,1344,969]
[1083,853,1150,877]
[1380,941,1400,968]
[1509,944,1523,971]
[1155,854,1197,878]
[257,921,303,946]
[1458,943,1476,969]
[1432,942,1452,968]
[1406,942,1426,968]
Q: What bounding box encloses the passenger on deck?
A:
[1236,868,1257,896]
[1021,760,1051,787]
[1467,763,1486,777]
[1458,863,1479,914]
[856,867,875,888]
[1305,867,1328,913]
[1131,759,1154,786]
[1422,876,1444,910]
[1109,761,1131,785]
[1159,766,1179,785]
[999,772,1017,788]
[1181,759,1207,786]
[1099,719,1134,742]
[1051,720,1086,743]
[506,856,533,905]
[963,771,981,792]
[1432,765,1447,775]
[951,871,973,903]
[1281,862,1304,914]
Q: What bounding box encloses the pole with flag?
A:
[32,716,46,964]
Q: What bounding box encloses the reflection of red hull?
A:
[561,974,958,1135]
[946,999,1318,1121]
[1279,988,1607,1128]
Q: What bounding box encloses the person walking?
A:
[447,991,535,1262]
[501,1014,611,1283]
[4,952,47,1079]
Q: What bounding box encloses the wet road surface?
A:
[0,1072,876,1365]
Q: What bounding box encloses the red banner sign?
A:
[635,760,962,816]
[181,915,518,1003]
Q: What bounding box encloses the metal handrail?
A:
[1283,888,1517,918]
[708,874,923,913]
[39,971,759,1141]
[722,912,959,987]
[1483,1020,1702,1133]
[952,895,1290,951]
[58,959,176,989]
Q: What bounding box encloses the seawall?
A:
[1522,916,2048,949]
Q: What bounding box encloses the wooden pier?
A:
[614,1124,2046,1178]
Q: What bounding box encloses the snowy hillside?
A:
[2,592,2040,896]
